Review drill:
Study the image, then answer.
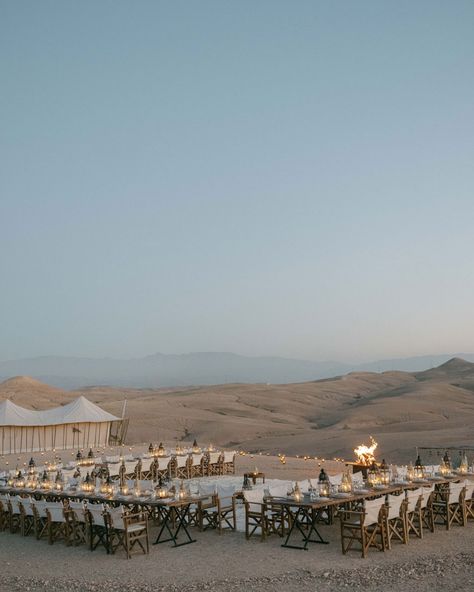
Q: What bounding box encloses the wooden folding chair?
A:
[32,500,49,540]
[199,491,237,534]
[384,493,408,548]
[340,498,386,558]
[6,496,22,534]
[66,500,88,546]
[405,488,424,539]
[222,451,236,475]
[464,481,474,521]
[243,490,281,541]
[207,452,224,476]
[432,482,466,530]
[0,495,9,531]
[19,497,35,536]
[105,507,149,559]
[190,454,204,478]
[175,455,190,479]
[45,503,71,545]
[85,504,110,552]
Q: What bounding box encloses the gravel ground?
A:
[1,519,474,592]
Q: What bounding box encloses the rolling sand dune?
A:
[1,358,474,463]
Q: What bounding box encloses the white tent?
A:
[0,396,126,455]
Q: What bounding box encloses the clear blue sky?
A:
[1,1,473,363]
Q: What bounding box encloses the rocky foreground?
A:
[1,552,474,592]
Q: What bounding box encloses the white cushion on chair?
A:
[127,522,146,533]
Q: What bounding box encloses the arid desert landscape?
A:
[2,357,474,464]
[1,359,474,591]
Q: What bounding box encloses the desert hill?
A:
[1,359,474,462]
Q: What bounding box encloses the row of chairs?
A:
[0,494,149,559]
[341,480,474,557]
[106,452,236,482]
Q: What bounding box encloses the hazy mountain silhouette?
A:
[1,351,474,389]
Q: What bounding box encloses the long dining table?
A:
[0,485,212,547]
[266,475,473,551]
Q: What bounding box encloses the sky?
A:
[1,1,474,364]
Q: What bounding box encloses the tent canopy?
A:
[0,396,119,426]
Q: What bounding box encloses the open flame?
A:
[354,436,378,465]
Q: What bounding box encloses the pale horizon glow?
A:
[1,1,473,364]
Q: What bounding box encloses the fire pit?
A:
[347,436,379,478]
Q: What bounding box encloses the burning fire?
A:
[354,436,378,465]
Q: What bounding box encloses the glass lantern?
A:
[379,459,390,486]
[458,453,468,475]
[318,468,330,497]
[413,455,425,480]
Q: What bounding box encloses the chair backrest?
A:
[192,454,203,466]
[9,496,22,514]
[108,464,121,478]
[140,457,153,472]
[209,452,221,464]
[124,461,137,474]
[158,457,171,470]
[419,484,435,509]
[223,451,235,463]
[405,488,424,513]
[105,506,125,530]
[363,499,384,526]
[464,480,474,501]
[87,504,106,525]
[216,485,236,499]
[20,497,35,516]
[176,455,188,468]
[32,499,48,518]
[448,483,465,505]
[243,489,264,511]
[46,503,67,523]
[386,493,405,520]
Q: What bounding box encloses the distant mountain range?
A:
[2,351,474,389]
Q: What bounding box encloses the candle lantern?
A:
[414,455,425,480]
[406,462,414,482]
[293,482,302,502]
[443,452,452,474]
[459,453,468,475]
[318,467,330,497]
[340,468,352,493]
[82,472,94,493]
[148,443,154,454]
[76,450,83,464]
[379,459,390,485]
[192,439,201,454]
[54,471,64,491]
[367,461,380,487]
[41,470,51,490]
[157,443,165,457]
[105,476,114,496]
[178,480,186,500]
[155,476,168,499]
[28,458,36,474]
[15,470,25,488]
